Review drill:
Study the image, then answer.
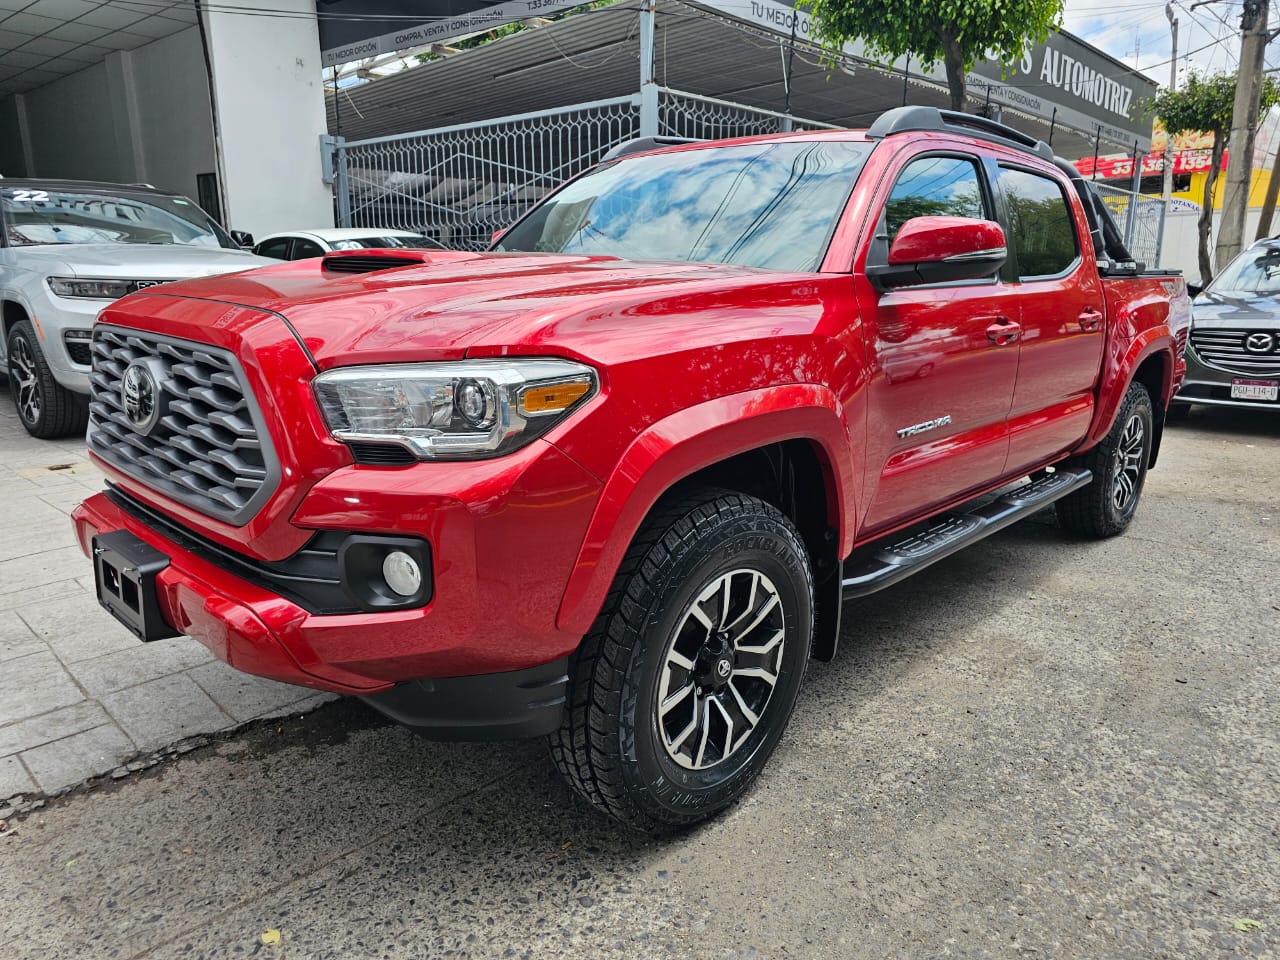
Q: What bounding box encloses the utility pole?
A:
[1216,0,1270,267]
[1161,4,1178,207]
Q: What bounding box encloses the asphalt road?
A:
[2,406,1278,960]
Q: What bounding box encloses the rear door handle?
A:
[985,319,1021,346]
[1078,307,1104,332]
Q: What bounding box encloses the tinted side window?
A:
[999,168,1079,278]
[255,237,290,259]
[292,239,324,260]
[884,156,988,243]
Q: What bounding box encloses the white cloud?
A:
[1060,0,1264,87]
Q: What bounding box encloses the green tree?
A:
[799,0,1063,113]
[1151,72,1280,285]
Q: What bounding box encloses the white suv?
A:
[1,180,272,438]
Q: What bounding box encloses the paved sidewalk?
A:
[0,382,333,805]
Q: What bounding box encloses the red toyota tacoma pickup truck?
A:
[72,107,1190,832]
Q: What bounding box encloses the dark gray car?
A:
[1173,237,1280,415]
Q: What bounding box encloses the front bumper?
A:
[1175,346,1280,412]
[26,293,99,393]
[71,439,602,736]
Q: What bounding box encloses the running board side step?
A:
[841,468,1092,598]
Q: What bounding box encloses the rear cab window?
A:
[996,167,1080,280]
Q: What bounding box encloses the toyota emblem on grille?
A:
[1244,332,1276,354]
[121,362,160,434]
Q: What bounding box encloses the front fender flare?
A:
[554,384,856,637]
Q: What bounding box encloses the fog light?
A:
[382,551,422,597]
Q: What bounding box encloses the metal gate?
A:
[328,88,836,250]
[328,90,1163,263]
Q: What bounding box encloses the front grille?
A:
[1189,327,1280,376]
[87,327,278,526]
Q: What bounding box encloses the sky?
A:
[1061,0,1276,86]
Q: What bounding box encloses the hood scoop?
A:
[321,250,432,274]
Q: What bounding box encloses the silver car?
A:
[0,180,272,438]
[1173,238,1280,417]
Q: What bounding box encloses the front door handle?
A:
[985,319,1021,346]
[1078,307,1104,332]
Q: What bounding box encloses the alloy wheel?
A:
[1111,412,1146,513]
[657,568,787,770]
[10,335,41,425]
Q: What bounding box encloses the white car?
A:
[1,180,272,438]
[252,228,446,261]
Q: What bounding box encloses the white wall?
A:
[8,29,215,203]
[127,30,219,203]
[6,10,332,236]
[202,0,334,236]
[0,95,31,176]
[1162,208,1270,282]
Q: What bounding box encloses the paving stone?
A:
[0,545,89,595]
[0,651,84,727]
[100,674,233,753]
[15,589,139,663]
[19,724,135,794]
[0,755,36,800]
[187,661,332,723]
[70,638,216,698]
[0,701,113,758]
[0,579,86,614]
[0,611,42,663]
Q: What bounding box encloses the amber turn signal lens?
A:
[518,379,592,415]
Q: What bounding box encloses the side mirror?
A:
[230,230,255,249]
[867,216,1007,291]
[1186,282,1203,298]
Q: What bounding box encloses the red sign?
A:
[1074,148,1224,180]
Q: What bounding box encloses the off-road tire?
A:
[549,488,814,833]
[6,320,89,439]
[1056,380,1153,538]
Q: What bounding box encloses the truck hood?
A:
[145,251,796,367]
[1192,289,1280,329]
[15,243,271,279]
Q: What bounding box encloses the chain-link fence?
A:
[1091,181,1167,267]
[333,89,834,249]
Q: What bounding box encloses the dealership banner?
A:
[694,0,1157,151]
[319,0,586,66]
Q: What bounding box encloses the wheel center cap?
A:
[695,634,734,690]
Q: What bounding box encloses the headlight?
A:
[48,277,133,300]
[313,359,596,460]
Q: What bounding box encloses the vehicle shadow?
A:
[1165,404,1280,437]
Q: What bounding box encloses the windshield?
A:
[495,141,870,272]
[1208,245,1280,296]
[1,186,234,248]
[330,235,443,250]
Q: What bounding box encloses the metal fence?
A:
[334,95,641,250]
[657,88,839,140]
[332,92,1164,264]
[332,89,833,249]
[1092,181,1167,266]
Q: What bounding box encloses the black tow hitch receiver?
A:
[92,530,180,642]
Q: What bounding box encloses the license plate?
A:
[1230,379,1279,401]
[92,530,180,642]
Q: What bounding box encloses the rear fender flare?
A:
[1082,331,1175,452]
[555,384,856,636]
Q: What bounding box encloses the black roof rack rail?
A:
[866,106,1054,161]
[601,136,703,162]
